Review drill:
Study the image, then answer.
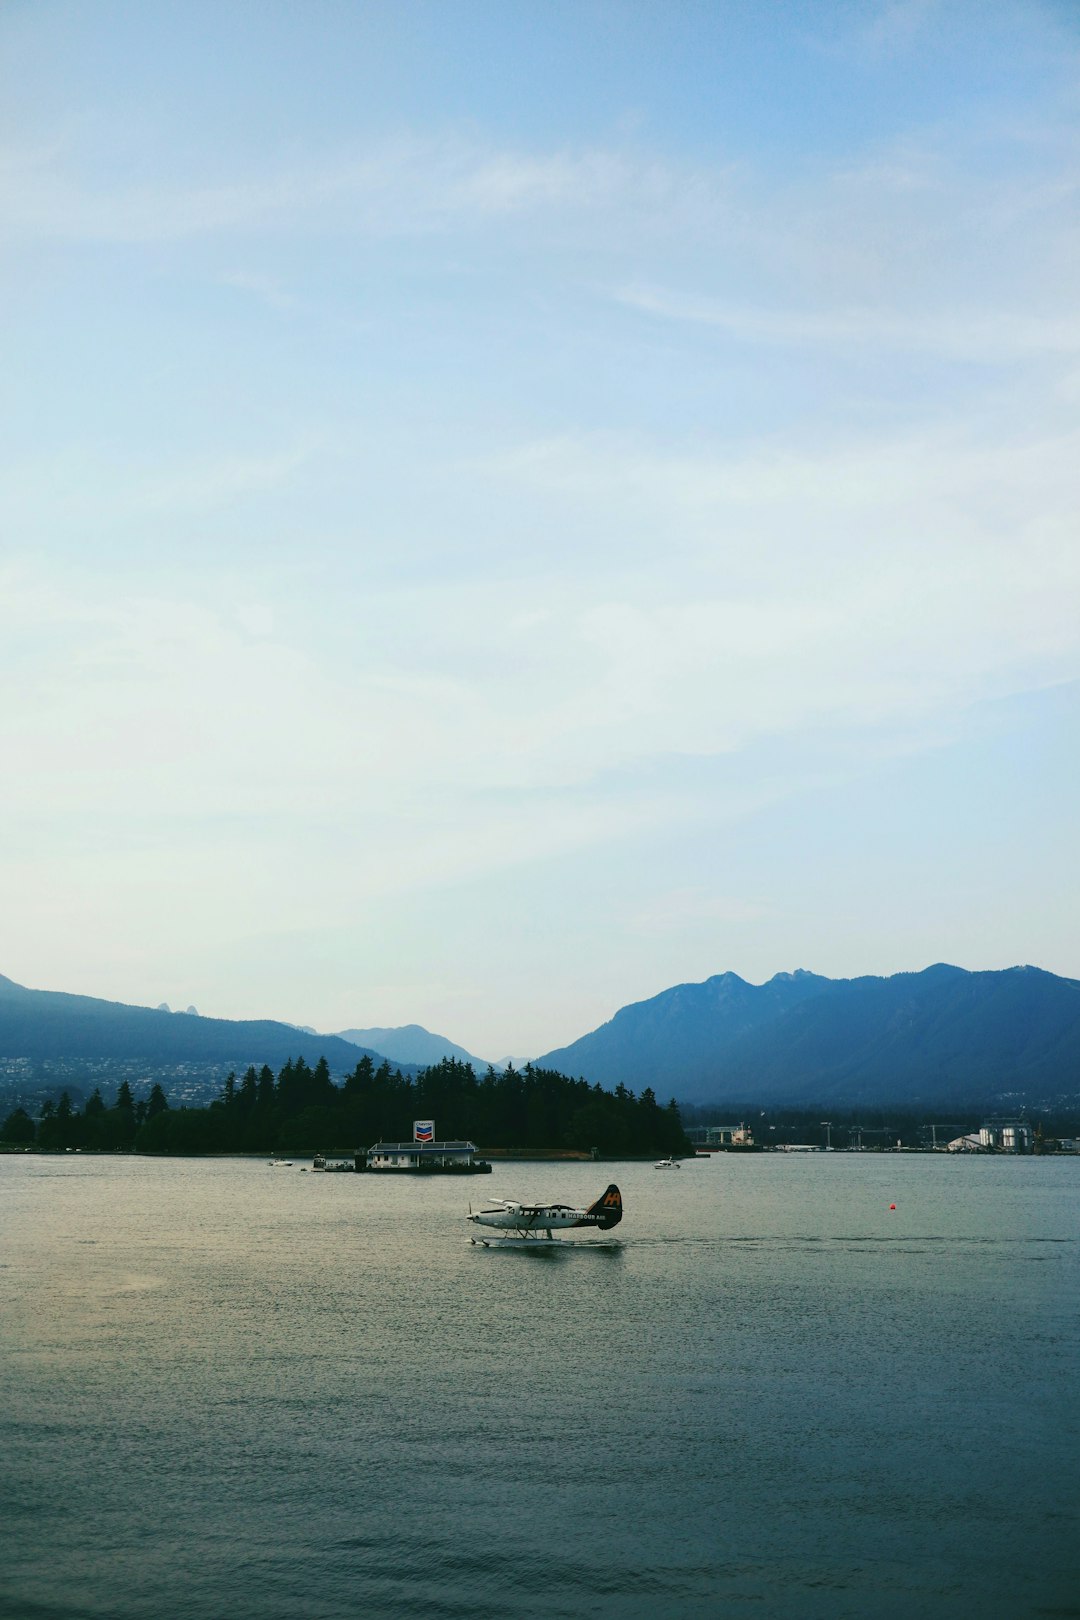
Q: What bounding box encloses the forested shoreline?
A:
[1,1055,691,1158]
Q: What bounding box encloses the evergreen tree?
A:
[109,1082,137,1150]
[2,1107,35,1144]
[56,1092,75,1149]
[239,1067,258,1112]
[37,1095,71,1151]
[276,1058,297,1111]
[82,1088,107,1149]
[311,1056,335,1106]
[344,1054,374,1095]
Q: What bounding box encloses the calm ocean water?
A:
[1,1152,1077,1620]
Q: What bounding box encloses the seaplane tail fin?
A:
[585,1183,622,1230]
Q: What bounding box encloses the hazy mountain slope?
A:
[334,1023,491,1069]
[537,965,1080,1106]
[0,974,395,1073]
[538,969,830,1091]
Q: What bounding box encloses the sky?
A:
[2,0,1078,1061]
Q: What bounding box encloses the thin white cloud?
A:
[848,0,942,61]
[614,283,1080,363]
[1,440,318,536]
[218,270,297,312]
[0,135,713,245]
[7,397,1075,840]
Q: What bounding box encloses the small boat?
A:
[654,1156,680,1169]
[268,1159,294,1167]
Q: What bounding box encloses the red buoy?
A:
[889,1204,896,1210]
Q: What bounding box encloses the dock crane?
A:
[848,1125,891,1151]
[926,1123,961,1150]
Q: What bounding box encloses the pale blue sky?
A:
[3,0,1078,1058]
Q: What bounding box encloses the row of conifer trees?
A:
[2,1080,168,1152]
[2,1055,690,1157]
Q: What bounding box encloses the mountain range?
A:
[537,964,1080,1108]
[0,974,396,1078]
[334,1023,493,1070]
[4,963,1079,1114]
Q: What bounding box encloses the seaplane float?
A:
[467,1184,623,1247]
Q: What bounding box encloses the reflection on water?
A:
[1,1153,1078,1620]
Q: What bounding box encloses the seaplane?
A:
[467,1184,622,1247]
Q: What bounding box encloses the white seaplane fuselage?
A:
[467,1184,623,1245]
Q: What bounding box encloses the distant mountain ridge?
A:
[7,964,1080,1113]
[0,974,401,1075]
[334,1023,493,1070]
[537,964,1080,1108]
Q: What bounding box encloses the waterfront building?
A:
[363,1139,489,1172]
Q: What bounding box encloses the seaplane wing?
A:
[467,1184,622,1240]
